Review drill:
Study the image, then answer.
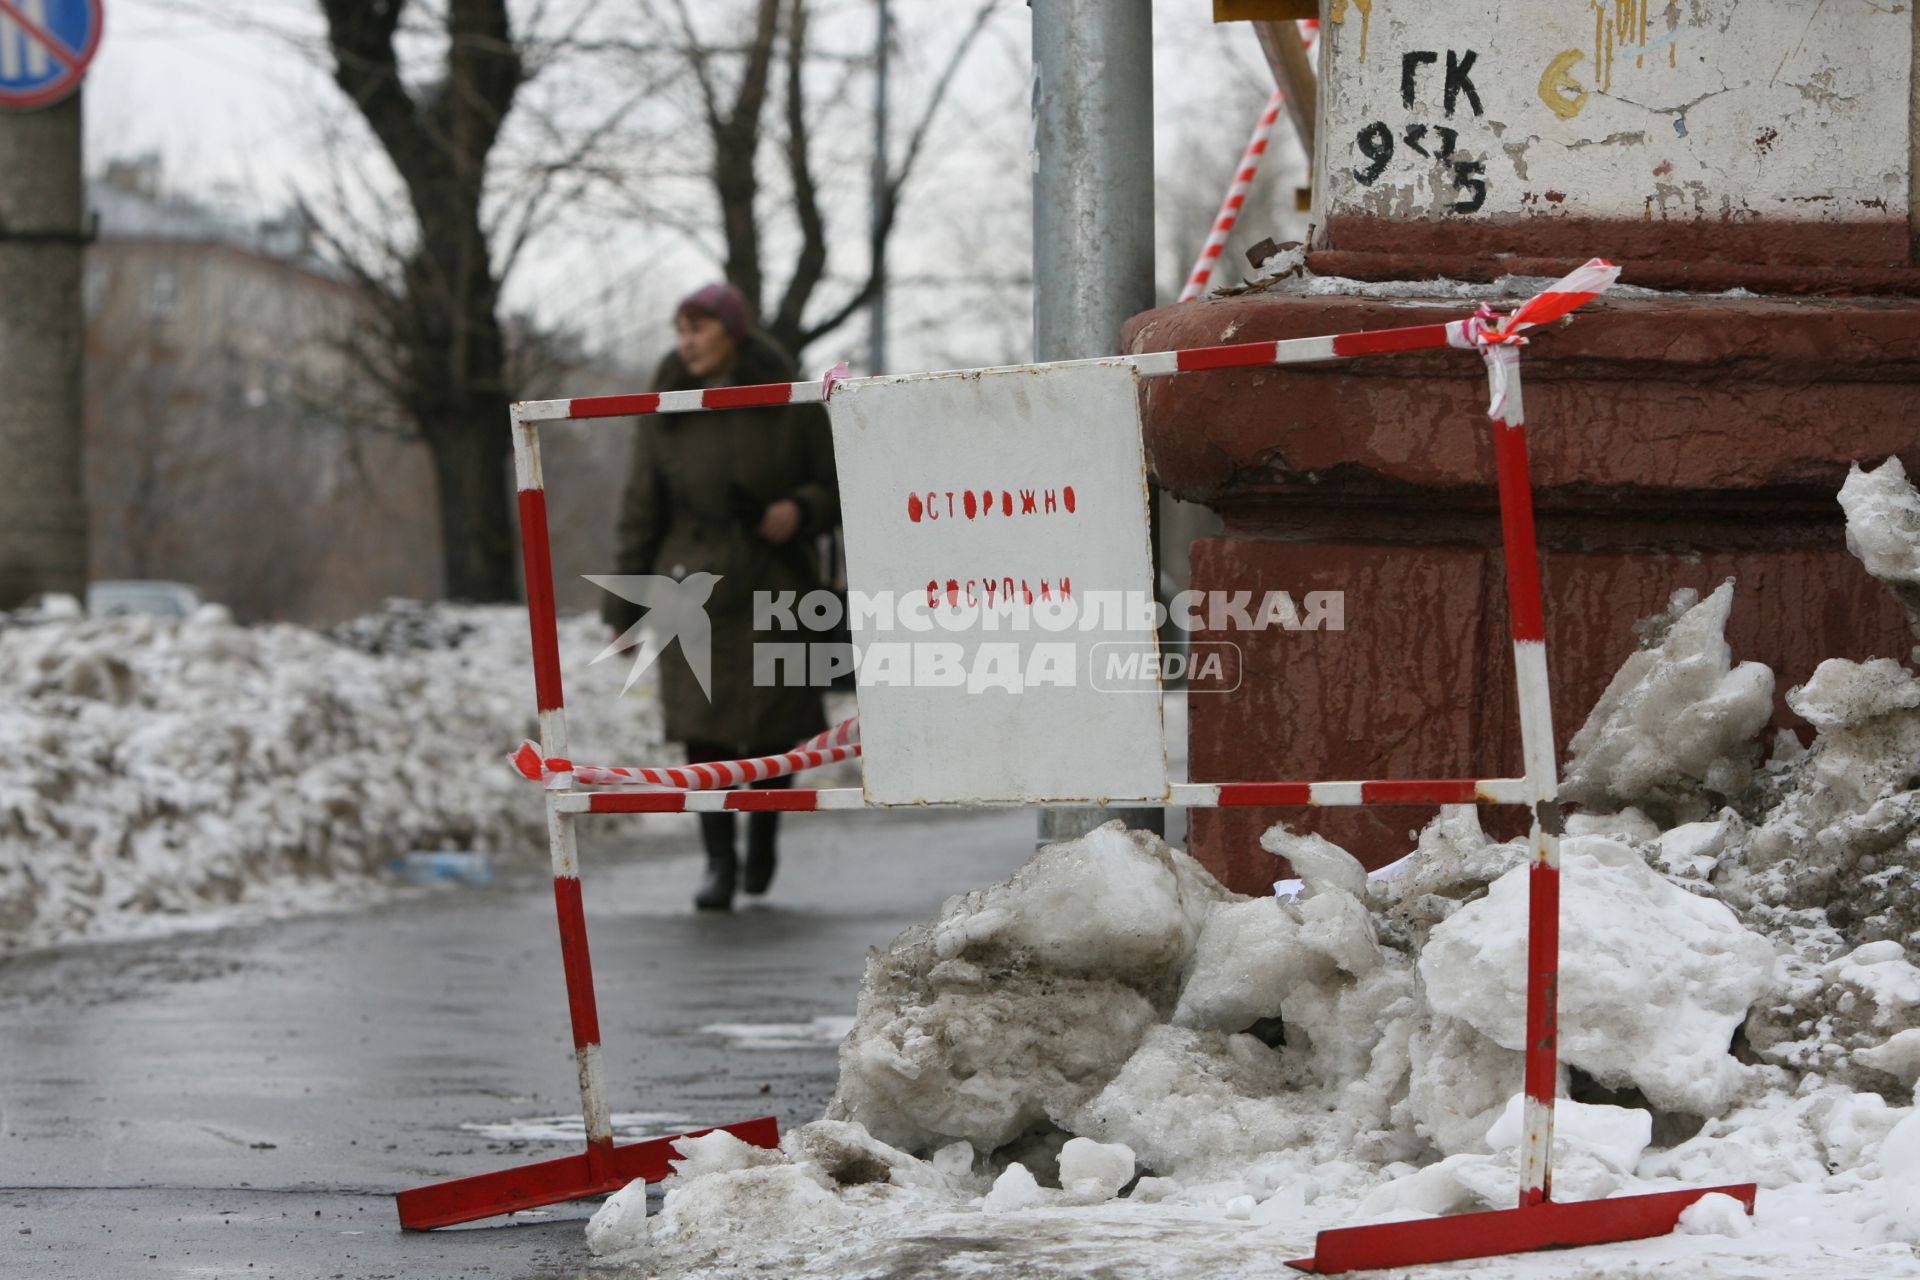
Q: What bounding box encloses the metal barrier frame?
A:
[396,263,1754,1271]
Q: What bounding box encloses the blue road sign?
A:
[0,0,101,111]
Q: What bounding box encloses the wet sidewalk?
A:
[0,806,1036,1279]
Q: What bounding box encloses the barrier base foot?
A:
[396,1116,780,1230]
[1284,1183,1757,1274]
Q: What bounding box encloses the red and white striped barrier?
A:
[514,261,1621,428]
[549,775,1535,816]
[1178,90,1283,303]
[480,263,1617,1236]
[404,258,1749,1265]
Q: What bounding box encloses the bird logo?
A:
[585,573,721,700]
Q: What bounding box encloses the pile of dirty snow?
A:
[0,600,662,952]
[582,456,1920,1278]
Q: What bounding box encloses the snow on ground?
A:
[1216,251,1747,307]
[701,1015,858,1050]
[0,600,664,953]
[585,460,1920,1278]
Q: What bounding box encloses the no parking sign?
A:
[0,0,101,110]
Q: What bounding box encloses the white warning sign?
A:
[827,359,1167,806]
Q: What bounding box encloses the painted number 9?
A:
[1353,121,1393,186]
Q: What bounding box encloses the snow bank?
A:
[1483,1093,1653,1174]
[1674,1191,1754,1237]
[607,790,1918,1276]
[826,824,1229,1159]
[1057,1136,1136,1200]
[1560,581,1775,822]
[652,1163,851,1253]
[1421,835,1775,1115]
[583,1178,650,1258]
[662,1130,782,1187]
[828,822,1430,1181]
[1727,653,1920,955]
[0,601,663,952]
[782,1119,941,1189]
[1073,1025,1329,1175]
[1839,456,1920,642]
[981,1161,1045,1212]
[585,460,1920,1277]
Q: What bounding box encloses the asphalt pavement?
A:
[0,806,1045,1279]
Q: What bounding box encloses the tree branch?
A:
[492,84,652,284]
[769,0,826,348]
[666,0,725,131]
[712,0,781,314]
[316,0,432,205]
[797,0,996,350]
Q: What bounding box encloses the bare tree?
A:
[282,0,996,601]
[313,0,526,601]
[652,0,999,361]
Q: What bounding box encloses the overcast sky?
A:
[82,0,1306,374]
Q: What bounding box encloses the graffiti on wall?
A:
[1349,50,1488,213]
[1327,0,1374,64]
[1318,0,1907,229]
[1539,0,1685,121]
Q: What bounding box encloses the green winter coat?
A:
[603,331,839,752]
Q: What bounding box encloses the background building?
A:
[82,157,637,622]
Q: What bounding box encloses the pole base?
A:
[396,1115,780,1230]
[1285,1183,1757,1274]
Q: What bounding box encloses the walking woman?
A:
[605,283,840,910]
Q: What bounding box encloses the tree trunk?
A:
[315,0,526,606]
[424,392,517,601]
[403,206,518,602]
[0,94,89,608]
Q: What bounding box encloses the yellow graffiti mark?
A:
[1587,0,1675,93]
[1328,0,1372,64]
[1538,48,1590,119]
[1593,3,1604,82]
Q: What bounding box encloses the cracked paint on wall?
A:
[1316,0,1910,230]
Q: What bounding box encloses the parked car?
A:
[86,580,204,619]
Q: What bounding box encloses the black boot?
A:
[742,784,786,896]
[694,813,737,911]
[742,839,776,896]
[694,855,736,911]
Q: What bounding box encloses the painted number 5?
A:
[1449,159,1487,213]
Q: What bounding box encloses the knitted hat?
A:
[677,281,751,343]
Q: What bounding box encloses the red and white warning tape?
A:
[1447,256,1620,419]
[512,718,861,791]
[1178,90,1284,303]
[517,259,1621,426]
[1176,18,1320,303]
